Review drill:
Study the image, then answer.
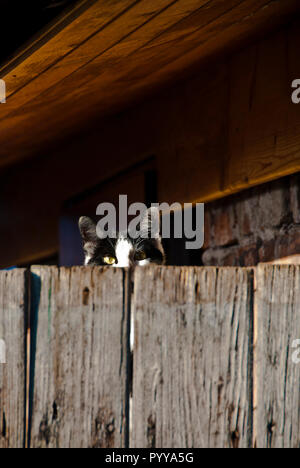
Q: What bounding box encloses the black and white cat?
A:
[79,207,165,267]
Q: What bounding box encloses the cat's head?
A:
[78,207,165,267]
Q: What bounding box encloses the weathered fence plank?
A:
[254,265,300,448]
[29,267,130,448]
[131,266,254,448]
[0,269,27,448]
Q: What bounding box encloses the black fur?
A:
[79,209,165,267]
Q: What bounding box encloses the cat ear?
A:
[78,217,98,243]
[140,207,160,239]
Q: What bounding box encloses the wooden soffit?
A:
[0,0,299,169]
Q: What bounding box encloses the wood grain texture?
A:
[131,266,254,448]
[0,0,236,112]
[226,20,300,193]
[0,269,27,448]
[0,265,299,448]
[0,0,135,97]
[0,0,173,118]
[1,0,299,168]
[254,265,300,448]
[0,0,209,128]
[29,266,130,448]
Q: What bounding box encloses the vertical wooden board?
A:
[29,266,129,448]
[255,265,300,448]
[226,24,300,193]
[131,266,254,448]
[0,269,26,448]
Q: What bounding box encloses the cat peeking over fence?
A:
[79,207,165,268]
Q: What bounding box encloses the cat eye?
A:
[135,251,147,261]
[103,256,116,265]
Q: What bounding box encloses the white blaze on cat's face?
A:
[113,238,132,268]
[84,255,91,266]
[112,238,150,267]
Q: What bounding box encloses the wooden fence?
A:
[0,265,299,448]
